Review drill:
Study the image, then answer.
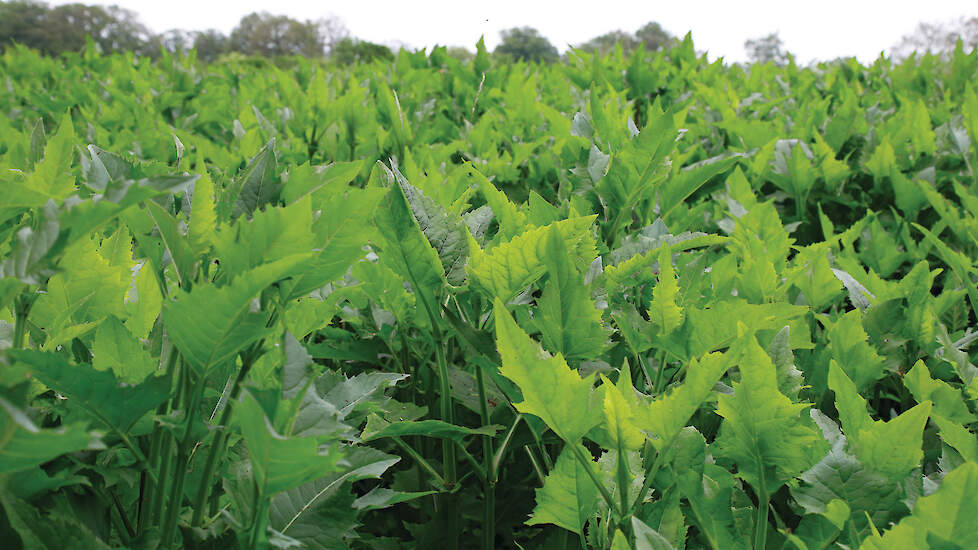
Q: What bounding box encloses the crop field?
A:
[1,37,977,549]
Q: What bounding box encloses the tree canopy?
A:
[744,32,789,65]
[494,27,559,63]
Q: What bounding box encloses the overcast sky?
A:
[50,0,977,63]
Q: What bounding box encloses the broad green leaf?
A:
[388,164,470,286]
[714,331,826,491]
[92,315,156,383]
[0,397,96,474]
[679,463,749,550]
[601,373,645,452]
[0,201,61,285]
[526,443,600,535]
[230,138,279,219]
[494,298,599,443]
[237,390,342,496]
[269,447,403,549]
[828,362,932,480]
[124,261,162,340]
[372,163,446,306]
[23,112,75,202]
[163,254,311,374]
[146,200,196,287]
[903,360,975,424]
[648,246,684,336]
[10,350,169,434]
[465,163,527,240]
[826,310,886,392]
[537,228,607,359]
[188,154,217,253]
[469,216,597,301]
[639,352,731,451]
[212,197,316,284]
[860,462,978,550]
[793,411,902,536]
[632,515,678,550]
[0,492,112,550]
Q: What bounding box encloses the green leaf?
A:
[269,447,402,548]
[714,331,826,491]
[360,414,498,443]
[860,462,978,550]
[146,200,196,288]
[826,310,886,392]
[494,298,599,443]
[536,227,607,359]
[601,372,645,452]
[0,492,112,550]
[469,216,597,301]
[638,352,731,451]
[0,200,62,285]
[23,112,75,202]
[92,315,156,384]
[679,463,749,550]
[188,154,218,254]
[903,360,975,425]
[632,515,678,550]
[526,443,600,535]
[648,246,684,336]
[237,390,342,496]
[828,361,932,480]
[0,397,96,474]
[372,164,446,306]
[163,254,311,374]
[10,349,169,435]
[230,138,280,219]
[387,164,470,286]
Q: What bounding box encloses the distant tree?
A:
[192,29,230,62]
[316,15,349,54]
[891,17,978,59]
[445,45,474,63]
[493,27,559,63]
[229,12,324,57]
[330,37,393,64]
[0,2,157,56]
[0,1,51,53]
[635,21,673,51]
[160,29,194,54]
[745,32,789,65]
[577,30,638,55]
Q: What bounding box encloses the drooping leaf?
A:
[10,349,169,435]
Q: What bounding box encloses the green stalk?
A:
[652,350,668,395]
[12,294,32,350]
[475,365,495,550]
[190,354,255,526]
[392,437,446,488]
[161,363,206,548]
[416,293,457,550]
[524,445,546,485]
[753,458,770,550]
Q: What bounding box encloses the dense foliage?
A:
[1,36,978,550]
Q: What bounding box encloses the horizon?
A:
[43,0,978,63]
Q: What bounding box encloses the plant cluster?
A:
[1,37,977,549]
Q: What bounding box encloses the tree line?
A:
[0,1,975,64]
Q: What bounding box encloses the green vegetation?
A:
[1,35,978,550]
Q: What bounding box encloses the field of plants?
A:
[1,36,977,549]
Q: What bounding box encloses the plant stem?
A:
[191,354,255,526]
[753,460,770,550]
[12,294,32,350]
[652,350,668,395]
[392,437,446,488]
[162,363,205,548]
[475,364,496,550]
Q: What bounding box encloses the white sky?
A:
[50,0,977,63]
